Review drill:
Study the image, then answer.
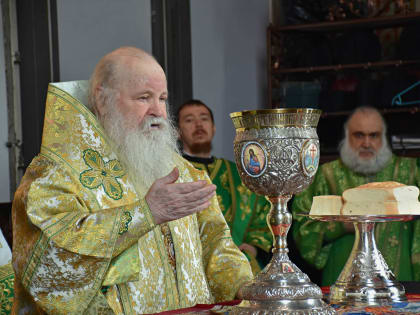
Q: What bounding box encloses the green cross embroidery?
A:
[119,211,133,235]
[80,149,125,200]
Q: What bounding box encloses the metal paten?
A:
[308,215,411,306]
[229,109,335,315]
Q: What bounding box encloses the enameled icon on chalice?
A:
[241,142,267,177]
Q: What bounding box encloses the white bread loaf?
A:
[308,181,420,215]
[342,181,420,215]
[310,195,343,215]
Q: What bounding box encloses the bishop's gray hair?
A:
[87,56,123,118]
[87,46,159,117]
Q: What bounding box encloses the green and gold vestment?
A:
[182,155,272,273]
[11,81,253,314]
[292,157,420,286]
[0,228,13,315]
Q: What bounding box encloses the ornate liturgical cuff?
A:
[112,198,156,257]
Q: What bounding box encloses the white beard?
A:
[103,111,180,194]
[339,137,392,175]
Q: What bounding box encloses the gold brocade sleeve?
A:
[191,168,253,302]
[12,156,155,314]
[23,156,155,259]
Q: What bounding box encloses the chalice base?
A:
[329,219,410,306]
[230,251,336,315]
[330,280,406,306]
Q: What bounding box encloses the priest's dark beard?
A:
[189,141,212,156]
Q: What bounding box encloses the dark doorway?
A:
[16,0,60,170]
[151,0,193,117]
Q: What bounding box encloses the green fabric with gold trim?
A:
[183,155,272,272]
[292,155,420,286]
[0,263,14,315]
[11,81,253,314]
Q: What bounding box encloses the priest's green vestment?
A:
[0,228,13,315]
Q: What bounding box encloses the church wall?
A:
[56,0,152,82]
[190,0,269,161]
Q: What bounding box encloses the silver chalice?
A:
[229,108,335,315]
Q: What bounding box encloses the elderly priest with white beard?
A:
[11,47,253,314]
[292,106,420,286]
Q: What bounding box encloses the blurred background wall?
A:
[57,0,152,81]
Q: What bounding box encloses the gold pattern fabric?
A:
[0,263,14,315]
[160,223,177,277]
[12,81,252,314]
[0,210,13,315]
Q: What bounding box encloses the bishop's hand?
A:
[145,167,217,225]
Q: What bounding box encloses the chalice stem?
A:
[267,195,292,253]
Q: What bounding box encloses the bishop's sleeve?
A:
[196,174,253,302]
[12,156,155,314]
[23,157,155,258]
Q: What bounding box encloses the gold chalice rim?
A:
[229,108,321,118]
[230,108,322,130]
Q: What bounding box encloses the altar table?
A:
[153,283,420,315]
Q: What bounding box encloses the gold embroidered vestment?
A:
[11,82,253,314]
